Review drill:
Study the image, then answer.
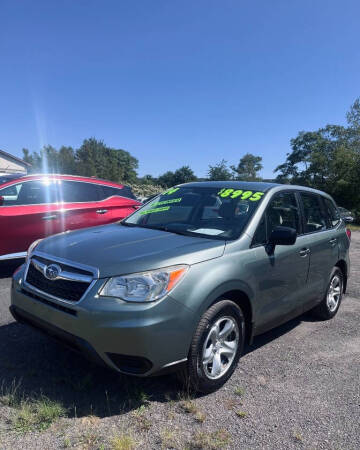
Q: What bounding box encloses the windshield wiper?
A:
[121,222,187,235]
[140,225,195,236]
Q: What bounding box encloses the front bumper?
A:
[10,267,196,376]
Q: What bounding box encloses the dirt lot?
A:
[0,234,359,450]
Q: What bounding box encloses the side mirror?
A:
[0,196,4,206]
[343,216,354,224]
[266,226,297,254]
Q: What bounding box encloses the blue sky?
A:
[1,0,359,179]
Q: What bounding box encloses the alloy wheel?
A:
[201,316,239,380]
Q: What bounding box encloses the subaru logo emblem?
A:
[44,264,61,281]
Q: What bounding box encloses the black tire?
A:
[181,300,245,394]
[311,267,344,320]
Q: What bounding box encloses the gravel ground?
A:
[0,234,359,449]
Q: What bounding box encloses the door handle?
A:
[42,214,57,221]
[329,238,337,245]
[299,248,310,257]
[96,209,108,214]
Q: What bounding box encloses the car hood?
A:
[35,223,225,277]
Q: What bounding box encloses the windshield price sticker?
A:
[164,187,180,196]
[217,189,264,201]
[139,206,170,215]
[152,197,182,207]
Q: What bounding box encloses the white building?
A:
[0,149,31,175]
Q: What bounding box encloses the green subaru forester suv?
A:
[10,182,350,392]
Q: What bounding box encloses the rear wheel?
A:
[311,267,343,320]
[182,300,245,393]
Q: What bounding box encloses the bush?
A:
[127,184,163,199]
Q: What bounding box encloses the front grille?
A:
[25,257,93,302]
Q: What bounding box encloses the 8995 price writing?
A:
[217,189,264,201]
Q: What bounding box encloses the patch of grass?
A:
[189,429,230,449]
[14,397,66,432]
[235,410,247,418]
[160,429,178,449]
[194,411,206,423]
[234,386,245,397]
[180,400,206,423]
[180,400,198,415]
[110,433,136,450]
[135,388,151,406]
[63,437,71,448]
[0,379,23,407]
[132,404,151,431]
[78,430,102,448]
[80,415,101,427]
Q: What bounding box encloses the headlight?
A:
[26,239,43,262]
[99,265,188,302]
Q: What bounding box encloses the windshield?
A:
[123,186,266,240]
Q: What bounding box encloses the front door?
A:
[0,180,63,256]
[252,191,310,332]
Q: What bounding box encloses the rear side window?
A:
[61,181,100,203]
[300,193,327,233]
[323,197,341,228]
[99,185,136,200]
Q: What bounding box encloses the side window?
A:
[267,192,301,235]
[252,215,267,246]
[0,183,22,205]
[323,197,341,228]
[10,181,58,205]
[300,193,327,233]
[61,181,100,203]
[100,185,136,200]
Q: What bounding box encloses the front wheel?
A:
[311,267,344,320]
[183,300,245,393]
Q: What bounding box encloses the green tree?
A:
[157,171,177,188]
[275,98,360,212]
[173,166,197,185]
[231,153,263,181]
[75,138,138,183]
[137,174,158,185]
[58,146,77,174]
[21,138,139,183]
[208,159,232,180]
[158,166,197,187]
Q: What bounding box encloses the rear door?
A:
[96,185,140,222]
[252,191,310,331]
[57,181,104,230]
[297,192,339,309]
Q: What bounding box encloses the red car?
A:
[0,174,141,260]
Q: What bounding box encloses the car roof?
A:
[177,181,334,198]
[0,173,25,183]
[0,174,125,190]
[178,181,281,191]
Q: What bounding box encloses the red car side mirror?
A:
[0,196,4,206]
